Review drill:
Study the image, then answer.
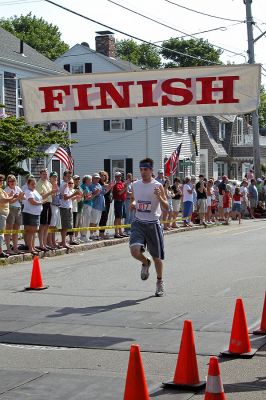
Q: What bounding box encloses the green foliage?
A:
[0,116,76,176]
[259,85,266,128]
[115,39,161,69]
[160,37,222,67]
[0,13,69,60]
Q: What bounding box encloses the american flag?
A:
[164,143,182,177]
[54,146,73,171]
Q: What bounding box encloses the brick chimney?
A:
[95,31,116,58]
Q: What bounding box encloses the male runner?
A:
[129,158,168,297]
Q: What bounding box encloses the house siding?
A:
[161,117,200,177]
[71,116,162,179]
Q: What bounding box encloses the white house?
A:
[55,32,200,180]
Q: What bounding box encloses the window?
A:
[233,117,244,145]
[104,119,132,132]
[164,117,183,133]
[17,79,24,117]
[71,64,84,74]
[199,149,208,178]
[218,122,226,141]
[216,162,225,177]
[200,154,207,177]
[237,117,243,143]
[111,119,125,131]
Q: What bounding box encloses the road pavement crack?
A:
[0,372,48,397]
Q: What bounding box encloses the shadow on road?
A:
[46,296,154,318]
[0,331,134,349]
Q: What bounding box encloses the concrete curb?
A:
[0,223,217,267]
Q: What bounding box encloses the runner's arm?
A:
[155,185,169,211]
[129,187,136,210]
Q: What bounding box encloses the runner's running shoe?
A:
[141,257,151,280]
[155,280,165,297]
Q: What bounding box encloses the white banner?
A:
[21,64,261,123]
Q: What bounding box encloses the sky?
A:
[1,0,266,83]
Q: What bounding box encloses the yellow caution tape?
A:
[0,216,192,234]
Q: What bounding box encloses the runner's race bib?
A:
[137,200,151,213]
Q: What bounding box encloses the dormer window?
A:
[218,122,226,140]
[71,64,84,74]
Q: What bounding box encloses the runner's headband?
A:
[139,162,152,169]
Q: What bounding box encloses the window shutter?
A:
[104,120,110,131]
[70,121,77,133]
[85,63,92,73]
[104,159,111,178]
[63,64,71,72]
[163,118,167,131]
[174,118,178,133]
[126,158,133,175]
[125,119,132,130]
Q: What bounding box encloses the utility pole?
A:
[245,0,261,177]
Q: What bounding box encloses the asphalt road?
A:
[0,219,265,399]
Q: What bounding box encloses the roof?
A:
[0,27,66,74]
[79,43,141,72]
[200,116,228,157]
[213,115,235,123]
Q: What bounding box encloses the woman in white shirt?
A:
[182,176,194,227]
[22,177,43,255]
[4,175,24,254]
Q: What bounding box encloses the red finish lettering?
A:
[161,78,193,106]
[137,80,158,107]
[196,76,239,104]
[95,81,134,109]
[72,84,94,110]
[39,85,70,112]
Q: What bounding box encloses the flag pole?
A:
[170,156,173,185]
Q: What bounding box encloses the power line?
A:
[108,0,227,38]
[43,0,218,65]
[0,0,41,5]
[164,0,244,23]
[107,0,246,58]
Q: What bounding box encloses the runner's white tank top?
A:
[132,179,162,222]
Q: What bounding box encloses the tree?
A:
[160,37,222,68]
[0,115,76,176]
[0,13,69,60]
[115,39,161,69]
[259,85,266,128]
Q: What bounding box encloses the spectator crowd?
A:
[0,167,265,259]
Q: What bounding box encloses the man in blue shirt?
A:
[80,175,93,242]
[89,173,114,240]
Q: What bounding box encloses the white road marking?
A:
[231,227,265,235]
[248,319,261,331]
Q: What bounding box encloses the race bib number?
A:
[137,200,151,213]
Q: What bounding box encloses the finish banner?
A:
[21,64,261,123]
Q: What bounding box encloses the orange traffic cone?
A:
[253,292,266,335]
[204,357,226,400]
[163,320,206,391]
[123,344,150,400]
[25,256,48,290]
[221,298,255,358]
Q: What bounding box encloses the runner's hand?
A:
[154,187,161,198]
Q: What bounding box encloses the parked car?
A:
[227,179,242,193]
